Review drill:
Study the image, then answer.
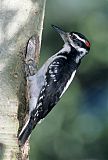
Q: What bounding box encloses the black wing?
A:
[31,57,77,122]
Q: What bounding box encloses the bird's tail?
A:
[18,118,37,146]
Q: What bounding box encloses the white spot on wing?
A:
[54,69,58,73]
[37,102,42,108]
[50,74,55,78]
[34,109,40,117]
[41,87,45,93]
[39,95,44,100]
[60,70,76,98]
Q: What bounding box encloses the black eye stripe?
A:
[72,32,86,40]
[72,34,85,44]
[76,39,87,48]
[77,41,82,46]
[81,42,86,48]
[72,35,77,40]
[72,35,85,44]
[71,32,89,42]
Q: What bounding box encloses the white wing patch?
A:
[60,70,76,98]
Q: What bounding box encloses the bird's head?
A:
[52,25,90,60]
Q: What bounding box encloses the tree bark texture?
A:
[0,0,46,159]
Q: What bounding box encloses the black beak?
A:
[51,25,68,43]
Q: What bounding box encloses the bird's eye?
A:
[72,35,77,40]
[77,41,82,47]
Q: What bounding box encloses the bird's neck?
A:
[58,43,81,64]
[58,43,71,53]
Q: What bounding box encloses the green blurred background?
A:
[30,0,108,159]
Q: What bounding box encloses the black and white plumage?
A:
[18,25,90,145]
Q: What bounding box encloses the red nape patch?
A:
[86,41,90,47]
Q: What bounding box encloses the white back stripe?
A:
[60,70,76,98]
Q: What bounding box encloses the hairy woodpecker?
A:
[18,25,90,145]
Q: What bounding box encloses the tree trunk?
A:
[0,0,46,159]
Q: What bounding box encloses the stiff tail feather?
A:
[18,118,37,146]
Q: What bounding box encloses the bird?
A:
[18,25,90,145]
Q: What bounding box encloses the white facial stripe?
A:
[69,37,87,54]
[68,33,87,60]
[73,33,86,43]
[75,48,87,63]
[78,47,87,54]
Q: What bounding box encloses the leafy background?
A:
[30,0,108,159]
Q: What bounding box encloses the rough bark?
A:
[0,0,46,159]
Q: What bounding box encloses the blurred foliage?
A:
[30,0,108,159]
